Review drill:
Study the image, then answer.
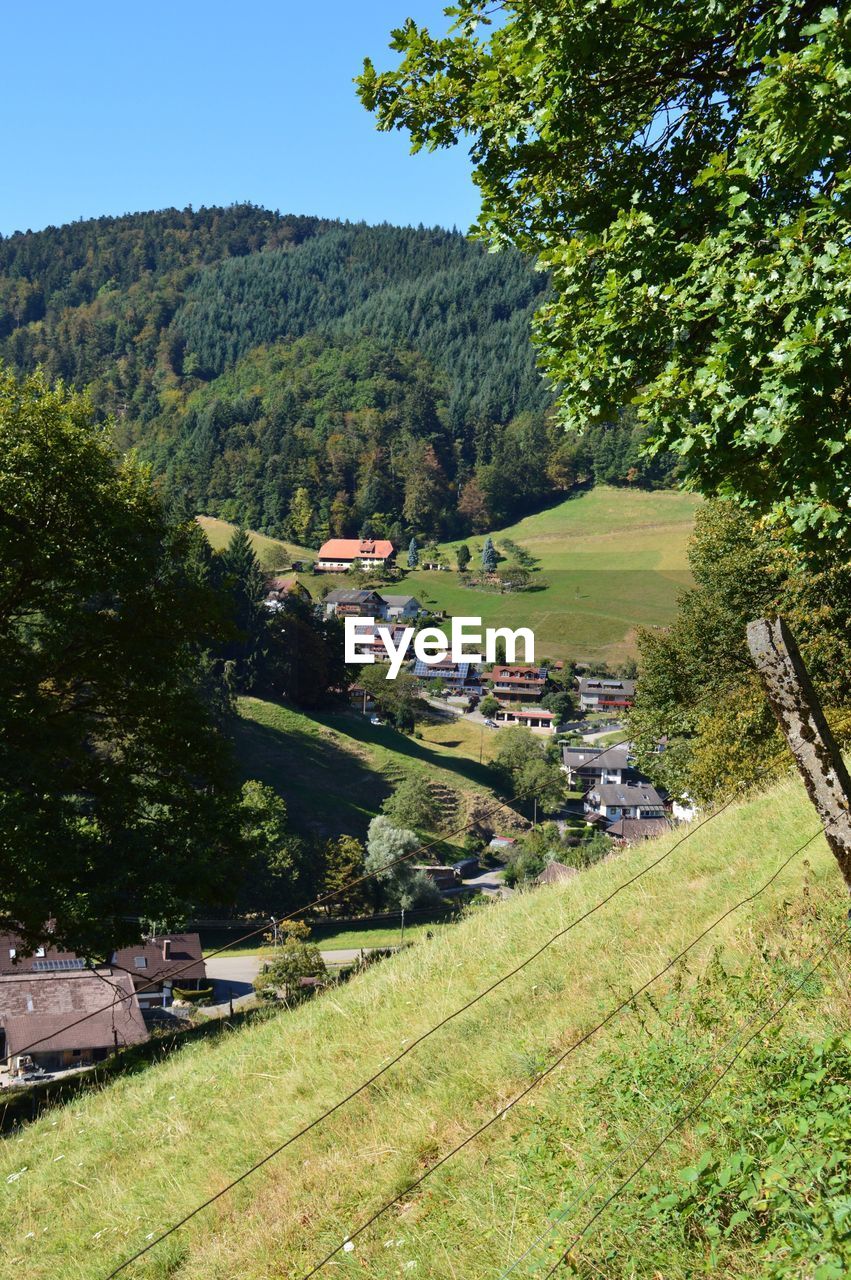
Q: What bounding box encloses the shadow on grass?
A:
[315,709,502,793]
[232,711,393,838]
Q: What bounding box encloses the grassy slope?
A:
[200,488,698,661]
[2,771,846,1279]
[196,516,312,571]
[301,487,700,664]
[233,697,504,843]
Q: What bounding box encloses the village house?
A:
[493,707,555,733]
[264,576,312,610]
[322,588,386,618]
[606,816,672,844]
[488,664,547,702]
[0,969,147,1076]
[535,861,579,886]
[379,594,424,621]
[577,676,637,713]
[111,934,208,1009]
[413,656,479,689]
[1,931,207,1011]
[316,538,395,572]
[561,743,637,788]
[584,780,666,823]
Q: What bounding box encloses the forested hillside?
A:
[0,205,678,540]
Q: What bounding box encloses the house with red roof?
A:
[316,538,395,572]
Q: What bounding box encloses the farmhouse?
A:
[585,780,665,823]
[0,969,147,1075]
[489,664,547,702]
[606,816,672,844]
[112,933,207,1009]
[379,594,424,620]
[316,538,395,572]
[264,576,312,609]
[577,676,636,712]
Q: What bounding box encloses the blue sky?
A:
[1,2,478,236]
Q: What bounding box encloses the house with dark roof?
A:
[585,780,665,823]
[379,594,424,620]
[561,743,636,787]
[0,969,147,1075]
[111,934,207,1008]
[412,657,479,688]
[322,588,386,618]
[316,539,395,572]
[577,676,636,712]
[1,931,207,1010]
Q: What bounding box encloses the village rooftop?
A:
[344,615,535,679]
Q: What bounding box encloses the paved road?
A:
[462,867,511,897]
[202,949,391,1012]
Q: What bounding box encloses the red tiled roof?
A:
[318,539,395,560]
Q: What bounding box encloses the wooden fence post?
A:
[747,616,851,889]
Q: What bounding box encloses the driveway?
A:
[202,949,391,1012]
[462,867,511,897]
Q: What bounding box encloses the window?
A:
[35,947,45,957]
[8,947,15,960]
[133,956,147,969]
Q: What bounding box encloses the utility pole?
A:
[747,616,851,888]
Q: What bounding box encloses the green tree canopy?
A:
[0,369,246,955]
[360,3,851,543]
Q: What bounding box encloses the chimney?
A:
[162,939,171,961]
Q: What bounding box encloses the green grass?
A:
[233,696,503,841]
[301,486,700,663]
[204,921,451,959]
[3,769,848,1279]
[196,515,313,570]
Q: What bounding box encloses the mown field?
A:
[196,516,311,570]
[2,769,847,1279]
[203,488,701,664]
[403,487,701,663]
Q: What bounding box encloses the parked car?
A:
[370,714,384,726]
[484,718,498,728]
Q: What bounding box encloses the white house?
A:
[585,780,665,823]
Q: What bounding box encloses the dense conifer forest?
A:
[0,204,677,541]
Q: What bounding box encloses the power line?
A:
[12,783,525,1059]
[534,922,847,1279]
[15,735,632,1062]
[294,829,821,1278]
[497,914,848,1278]
[101,776,732,1277]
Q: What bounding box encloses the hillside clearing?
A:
[196,517,311,570]
[2,769,847,1279]
[233,697,505,843]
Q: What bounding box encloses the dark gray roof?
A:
[324,589,382,605]
[590,781,664,807]
[561,744,632,772]
[577,677,637,697]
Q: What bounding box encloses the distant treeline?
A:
[0,205,679,541]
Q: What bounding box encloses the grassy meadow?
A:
[2,769,848,1279]
[199,487,700,662]
[234,697,507,844]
